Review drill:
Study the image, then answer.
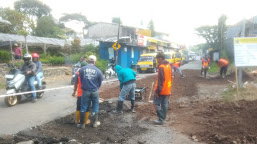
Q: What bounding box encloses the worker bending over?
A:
[172,61,184,78]
[215,58,229,78]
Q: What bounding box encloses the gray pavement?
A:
[181,60,202,70]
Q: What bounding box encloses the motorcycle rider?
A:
[20,53,37,102]
[74,57,87,67]
[32,53,44,89]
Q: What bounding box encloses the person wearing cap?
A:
[153,52,172,125]
[13,43,22,60]
[72,62,91,127]
[32,53,44,89]
[78,55,103,128]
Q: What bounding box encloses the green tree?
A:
[148,20,155,37]
[112,17,122,24]
[195,25,219,50]
[0,8,33,34]
[191,43,210,52]
[14,0,51,19]
[59,13,89,27]
[34,16,64,38]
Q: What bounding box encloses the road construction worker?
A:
[78,55,103,128]
[153,52,172,125]
[201,55,210,78]
[172,61,184,78]
[215,58,229,78]
[32,53,44,89]
[72,62,91,127]
[113,65,136,114]
[20,53,37,102]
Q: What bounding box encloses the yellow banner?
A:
[148,38,157,43]
[148,45,156,50]
[234,37,257,44]
[137,29,151,37]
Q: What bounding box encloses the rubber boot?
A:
[85,112,91,125]
[75,111,80,126]
[92,113,100,128]
[131,100,136,113]
[154,110,165,125]
[112,101,123,114]
[79,112,86,129]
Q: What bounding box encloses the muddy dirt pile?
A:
[0,101,147,144]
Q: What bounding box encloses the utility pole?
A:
[116,17,121,64]
[238,18,245,87]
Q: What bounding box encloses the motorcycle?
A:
[4,65,46,107]
[71,65,80,85]
[105,63,116,79]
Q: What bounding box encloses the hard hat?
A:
[14,43,18,47]
[88,55,97,62]
[32,53,39,58]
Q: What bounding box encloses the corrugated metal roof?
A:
[0,33,71,47]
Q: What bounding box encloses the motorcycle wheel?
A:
[37,92,44,98]
[4,96,18,107]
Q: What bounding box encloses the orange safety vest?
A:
[203,59,209,67]
[173,62,180,68]
[219,59,229,67]
[154,63,172,96]
[76,71,83,97]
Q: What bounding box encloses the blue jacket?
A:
[115,65,136,88]
[79,64,103,92]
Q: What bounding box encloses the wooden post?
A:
[235,67,239,98]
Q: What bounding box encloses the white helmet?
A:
[88,55,97,62]
[23,53,32,64]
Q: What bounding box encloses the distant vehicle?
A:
[71,65,80,85]
[165,51,183,64]
[105,63,116,79]
[137,53,158,73]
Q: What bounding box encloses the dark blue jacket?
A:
[79,64,103,92]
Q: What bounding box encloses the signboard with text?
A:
[234,37,257,67]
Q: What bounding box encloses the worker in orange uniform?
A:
[202,55,210,78]
[172,61,184,78]
[215,58,229,78]
[153,52,172,125]
[72,62,90,127]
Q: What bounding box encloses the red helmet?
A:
[32,53,39,58]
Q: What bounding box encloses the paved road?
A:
[181,60,202,70]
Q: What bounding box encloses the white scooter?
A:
[4,65,46,107]
[105,63,116,79]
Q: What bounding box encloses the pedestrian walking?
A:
[78,55,103,128]
[153,52,172,125]
[113,65,137,114]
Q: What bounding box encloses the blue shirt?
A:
[79,64,103,92]
[34,61,42,73]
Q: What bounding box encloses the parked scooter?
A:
[4,64,46,107]
[71,65,80,84]
[105,63,116,79]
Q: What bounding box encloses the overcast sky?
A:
[1,0,257,46]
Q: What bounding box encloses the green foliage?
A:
[112,17,122,24]
[148,20,155,37]
[208,62,219,73]
[0,50,11,63]
[48,56,65,65]
[68,53,83,63]
[96,58,108,73]
[195,25,219,50]
[0,8,34,34]
[191,43,210,52]
[14,0,51,19]
[72,37,81,47]
[34,16,64,38]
